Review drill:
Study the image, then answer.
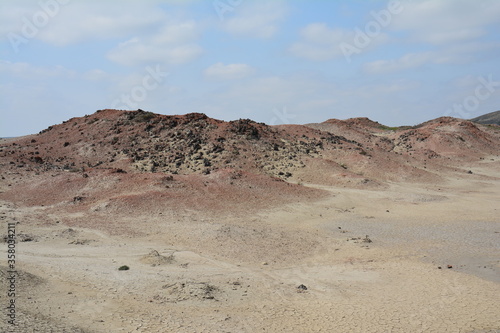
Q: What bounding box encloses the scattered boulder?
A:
[297,284,308,292]
[363,235,372,243]
[140,250,175,266]
[159,281,219,302]
[18,233,37,242]
[68,239,93,245]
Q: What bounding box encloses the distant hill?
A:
[470,110,500,125]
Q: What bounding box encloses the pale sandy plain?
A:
[1,158,499,332]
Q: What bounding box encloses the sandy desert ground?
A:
[1,161,499,333]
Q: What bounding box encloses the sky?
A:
[1,0,500,137]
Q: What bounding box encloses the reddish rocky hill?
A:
[1,109,359,179]
[1,109,341,217]
[306,116,500,175]
[1,109,499,221]
[1,109,499,190]
[391,117,500,158]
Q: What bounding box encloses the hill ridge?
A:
[470,110,500,125]
[1,109,499,187]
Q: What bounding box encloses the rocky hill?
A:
[2,109,499,187]
[470,110,500,125]
[1,109,360,182]
[0,108,499,250]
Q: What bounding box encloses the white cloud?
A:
[451,75,482,89]
[363,52,434,74]
[0,60,76,79]
[0,61,116,86]
[289,23,389,61]
[289,23,351,61]
[0,1,41,38]
[204,63,254,80]
[391,0,500,44]
[151,20,200,45]
[83,69,111,81]
[364,39,500,75]
[289,0,500,63]
[0,0,208,58]
[1,2,169,46]
[107,20,203,66]
[221,1,288,39]
[300,23,350,45]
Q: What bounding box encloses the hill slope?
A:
[1,109,499,188]
[470,110,500,125]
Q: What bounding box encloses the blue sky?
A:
[1,0,500,137]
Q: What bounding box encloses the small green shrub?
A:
[118,265,130,271]
[378,125,399,131]
[134,111,156,123]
